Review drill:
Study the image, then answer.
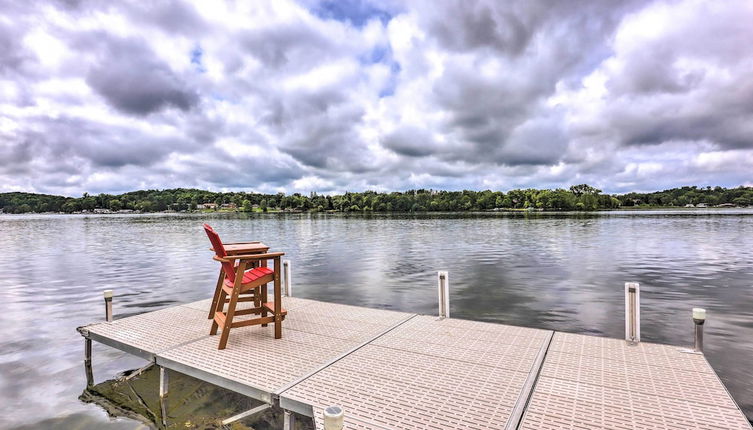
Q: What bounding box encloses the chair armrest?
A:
[222,241,261,245]
[208,241,263,251]
[214,252,285,262]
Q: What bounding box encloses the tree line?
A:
[1,185,751,214]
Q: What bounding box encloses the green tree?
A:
[569,184,601,196]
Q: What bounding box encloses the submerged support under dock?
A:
[78,297,752,430]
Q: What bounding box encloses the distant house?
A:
[717,203,736,208]
[696,203,708,208]
[684,204,695,208]
[221,203,237,209]
[199,203,217,209]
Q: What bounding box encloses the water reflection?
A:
[76,365,310,429]
[0,211,752,427]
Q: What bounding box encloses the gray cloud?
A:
[408,0,649,169]
[0,21,32,77]
[241,23,339,71]
[85,36,199,115]
[5,115,191,172]
[381,126,436,157]
[1,0,752,196]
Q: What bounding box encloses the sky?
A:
[1,0,752,197]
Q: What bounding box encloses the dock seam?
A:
[273,313,418,397]
[505,329,554,430]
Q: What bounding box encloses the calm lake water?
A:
[1,210,752,427]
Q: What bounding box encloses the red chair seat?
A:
[224,266,274,287]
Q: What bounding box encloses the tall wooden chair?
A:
[204,224,269,320]
[203,224,287,349]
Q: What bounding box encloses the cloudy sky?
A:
[1,0,752,196]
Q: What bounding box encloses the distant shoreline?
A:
[3,206,752,216]
[2,185,752,214]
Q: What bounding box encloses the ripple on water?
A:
[0,211,752,426]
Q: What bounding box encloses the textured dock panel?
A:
[159,298,413,396]
[281,315,553,430]
[519,332,752,430]
[84,305,209,359]
[82,299,753,430]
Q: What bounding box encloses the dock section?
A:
[79,297,752,430]
[519,332,750,430]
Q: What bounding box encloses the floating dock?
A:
[79,296,752,430]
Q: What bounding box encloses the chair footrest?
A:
[213,312,226,327]
[262,302,287,315]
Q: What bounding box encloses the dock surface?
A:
[80,297,751,430]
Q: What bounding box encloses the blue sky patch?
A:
[310,0,393,27]
[190,45,205,73]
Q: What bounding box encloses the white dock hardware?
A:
[283,410,295,430]
[323,405,344,430]
[283,260,292,297]
[693,307,706,353]
[437,271,450,319]
[159,366,168,399]
[624,282,640,344]
[159,366,169,426]
[104,289,113,322]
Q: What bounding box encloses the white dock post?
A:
[159,367,168,398]
[159,367,168,426]
[84,338,93,387]
[283,410,295,430]
[438,271,450,319]
[103,289,113,322]
[625,282,640,345]
[693,308,706,353]
[323,405,344,430]
[283,260,292,297]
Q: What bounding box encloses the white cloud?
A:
[0,0,752,196]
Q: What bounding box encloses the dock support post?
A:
[283,260,292,297]
[323,405,344,430]
[159,367,168,426]
[693,308,706,353]
[84,338,93,387]
[437,271,450,319]
[625,282,640,345]
[104,289,113,322]
[283,410,295,430]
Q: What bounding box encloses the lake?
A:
[1,210,752,428]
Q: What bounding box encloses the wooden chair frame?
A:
[207,241,268,320]
[209,251,287,349]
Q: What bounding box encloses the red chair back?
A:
[203,224,236,281]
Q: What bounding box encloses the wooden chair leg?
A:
[210,288,226,336]
[208,269,225,319]
[218,263,246,350]
[218,286,241,350]
[274,257,282,339]
[261,283,268,327]
[254,284,261,311]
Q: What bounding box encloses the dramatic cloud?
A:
[0,0,752,196]
[86,36,199,115]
